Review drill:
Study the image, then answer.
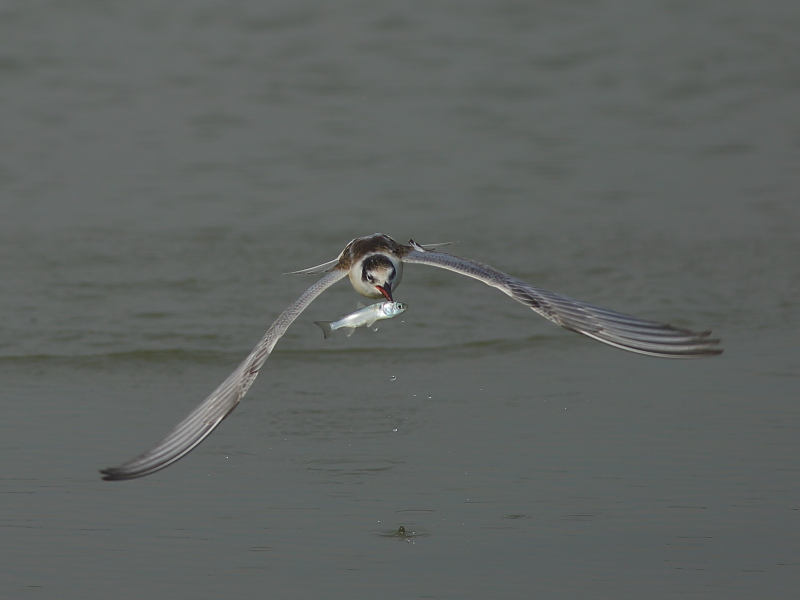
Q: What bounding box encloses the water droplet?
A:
[389,375,397,381]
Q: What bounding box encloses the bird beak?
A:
[376,283,393,301]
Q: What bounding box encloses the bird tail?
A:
[314,321,335,339]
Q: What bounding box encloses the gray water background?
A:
[2,1,799,598]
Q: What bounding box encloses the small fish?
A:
[314,301,408,339]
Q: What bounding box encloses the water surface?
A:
[2,1,799,598]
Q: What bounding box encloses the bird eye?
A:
[365,273,375,284]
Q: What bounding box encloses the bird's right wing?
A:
[100,269,347,481]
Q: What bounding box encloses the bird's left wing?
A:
[402,248,722,358]
[100,269,347,481]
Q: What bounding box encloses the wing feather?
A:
[402,249,721,358]
[100,269,347,480]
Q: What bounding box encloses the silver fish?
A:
[314,301,408,339]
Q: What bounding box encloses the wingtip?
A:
[284,257,341,275]
[100,464,163,481]
[407,239,455,252]
[99,467,128,481]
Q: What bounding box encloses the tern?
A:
[101,233,722,480]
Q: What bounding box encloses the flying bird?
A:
[100,233,722,480]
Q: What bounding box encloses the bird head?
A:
[350,253,403,301]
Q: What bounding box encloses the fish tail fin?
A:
[314,321,335,339]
